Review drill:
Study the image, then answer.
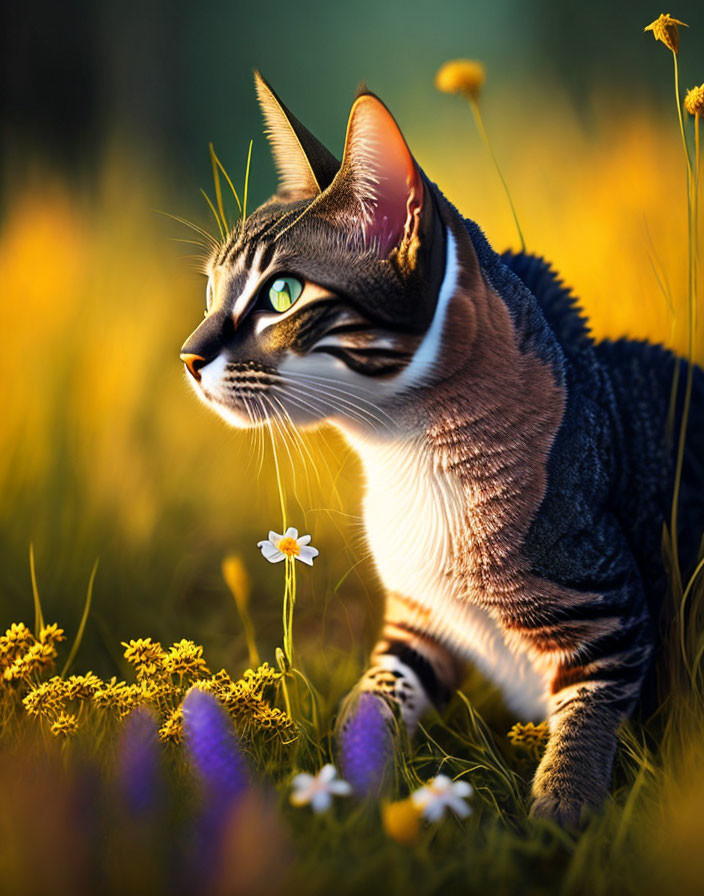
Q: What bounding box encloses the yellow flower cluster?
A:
[434,59,485,102]
[0,622,64,683]
[16,625,297,745]
[507,721,550,762]
[685,84,704,118]
[644,13,688,55]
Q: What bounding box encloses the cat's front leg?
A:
[530,636,651,827]
[337,592,463,737]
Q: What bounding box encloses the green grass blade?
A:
[210,142,242,215]
[62,559,99,676]
[242,139,253,221]
[200,190,225,241]
[209,142,228,232]
[29,543,44,636]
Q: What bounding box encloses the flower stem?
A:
[669,48,697,624]
[468,96,526,253]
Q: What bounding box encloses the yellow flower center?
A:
[277,536,300,558]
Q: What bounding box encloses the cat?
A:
[180,72,704,826]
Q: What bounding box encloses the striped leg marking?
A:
[351,613,462,735]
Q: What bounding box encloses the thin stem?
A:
[669,49,697,609]
[469,97,526,252]
[673,53,693,181]
[242,139,254,222]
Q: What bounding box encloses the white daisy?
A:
[411,774,473,823]
[290,763,352,813]
[257,527,319,566]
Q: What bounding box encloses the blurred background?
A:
[0,0,702,683]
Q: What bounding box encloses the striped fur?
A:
[181,79,704,827]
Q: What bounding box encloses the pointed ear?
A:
[254,70,339,200]
[318,91,424,258]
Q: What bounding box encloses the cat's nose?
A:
[180,352,207,381]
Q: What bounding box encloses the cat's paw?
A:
[529,792,585,829]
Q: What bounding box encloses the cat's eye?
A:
[268,276,303,313]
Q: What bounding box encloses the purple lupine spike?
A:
[338,692,394,798]
[182,688,248,803]
[117,706,161,815]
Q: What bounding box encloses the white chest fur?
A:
[345,433,549,721]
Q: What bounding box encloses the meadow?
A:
[1,22,703,895]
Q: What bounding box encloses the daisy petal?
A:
[268,531,284,544]
[448,797,471,819]
[423,801,445,823]
[291,772,314,789]
[297,546,319,566]
[311,790,332,814]
[328,780,352,796]
[259,541,283,560]
[297,534,311,546]
[319,764,337,784]
[284,527,298,539]
[452,780,473,798]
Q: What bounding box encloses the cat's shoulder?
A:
[499,250,593,355]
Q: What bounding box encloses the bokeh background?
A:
[1,0,702,685]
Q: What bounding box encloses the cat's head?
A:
[180,73,459,435]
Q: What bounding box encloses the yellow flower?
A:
[685,84,704,117]
[507,720,550,761]
[38,623,65,647]
[122,637,166,677]
[644,13,688,55]
[381,798,423,845]
[0,622,35,669]
[50,711,79,738]
[222,555,251,614]
[3,642,57,682]
[64,672,103,700]
[23,677,67,716]
[163,639,209,678]
[159,706,184,743]
[434,59,486,101]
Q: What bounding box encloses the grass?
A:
[1,66,703,894]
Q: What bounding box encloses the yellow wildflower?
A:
[434,59,486,101]
[50,711,79,738]
[23,677,67,716]
[64,672,103,700]
[508,720,550,761]
[0,622,35,669]
[122,637,166,678]
[163,639,209,678]
[382,798,423,845]
[685,84,704,117]
[38,623,65,647]
[3,641,57,682]
[159,706,184,743]
[644,13,688,55]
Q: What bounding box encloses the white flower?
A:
[411,774,473,823]
[257,527,319,565]
[290,763,352,813]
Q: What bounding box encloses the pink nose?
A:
[180,353,206,381]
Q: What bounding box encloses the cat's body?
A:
[181,74,704,826]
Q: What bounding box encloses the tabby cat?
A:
[180,73,704,826]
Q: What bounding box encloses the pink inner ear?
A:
[351,97,424,256]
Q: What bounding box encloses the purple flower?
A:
[116,706,161,815]
[182,688,248,803]
[338,692,394,798]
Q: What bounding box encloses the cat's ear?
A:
[254,70,339,200]
[318,90,424,258]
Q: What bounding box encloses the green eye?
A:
[268,276,303,313]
